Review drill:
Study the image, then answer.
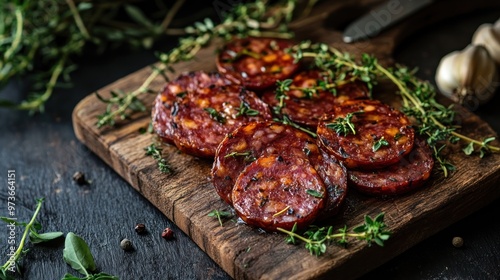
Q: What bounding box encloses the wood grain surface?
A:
[72,1,500,279]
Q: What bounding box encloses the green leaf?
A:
[462,142,474,155]
[372,137,389,152]
[0,217,27,227]
[29,231,64,244]
[63,233,96,276]
[306,189,323,198]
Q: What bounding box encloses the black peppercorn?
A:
[162,228,174,240]
[120,238,133,251]
[72,171,87,185]
[135,223,146,234]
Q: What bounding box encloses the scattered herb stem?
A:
[1,199,43,274]
[144,143,172,173]
[208,209,233,227]
[277,213,391,256]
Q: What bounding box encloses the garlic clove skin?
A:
[435,45,497,106]
[472,18,500,65]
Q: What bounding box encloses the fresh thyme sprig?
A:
[1,198,63,279]
[277,213,390,256]
[372,137,390,152]
[325,111,363,136]
[96,0,298,128]
[1,1,192,113]
[236,101,260,117]
[144,143,172,174]
[287,41,500,176]
[204,107,226,124]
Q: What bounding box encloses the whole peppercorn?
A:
[162,227,174,240]
[72,171,87,185]
[452,236,464,248]
[135,223,146,234]
[120,238,133,251]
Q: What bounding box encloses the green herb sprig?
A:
[208,209,233,227]
[236,101,260,117]
[287,41,500,177]
[224,151,256,163]
[372,137,390,152]
[62,232,118,280]
[144,144,172,173]
[204,107,226,123]
[325,111,363,136]
[0,198,63,279]
[1,1,190,113]
[277,213,391,256]
[95,0,298,128]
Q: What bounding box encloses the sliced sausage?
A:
[261,70,369,128]
[232,154,326,231]
[348,137,434,195]
[212,121,347,217]
[216,37,300,90]
[317,99,415,170]
[152,71,231,144]
[171,85,272,158]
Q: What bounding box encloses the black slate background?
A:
[1,4,499,280]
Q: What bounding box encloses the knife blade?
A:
[343,0,434,43]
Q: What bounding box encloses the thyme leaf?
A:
[204,107,226,124]
[372,137,390,152]
[306,189,323,198]
[224,151,256,163]
[208,209,233,227]
[236,101,260,117]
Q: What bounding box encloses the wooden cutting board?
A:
[72,1,500,279]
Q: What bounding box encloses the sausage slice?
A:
[152,71,231,144]
[348,137,434,195]
[171,85,272,158]
[212,121,347,219]
[232,154,326,231]
[317,100,415,169]
[216,37,300,90]
[261,70,369,129]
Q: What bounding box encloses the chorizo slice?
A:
[313,149,348,220]
[348,137,434,195]
[171,85,272,158]
[212,121,347,216]
[152,71,231,144]
[232,154,325,231]
[216,37,299,90]
[261,70,369,129]
[317,99,415,169]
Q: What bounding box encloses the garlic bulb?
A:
[435,44,497,105]
[472,18,500,65]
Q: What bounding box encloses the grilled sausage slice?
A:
[216,37,300,90]
[317,100,415,170]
